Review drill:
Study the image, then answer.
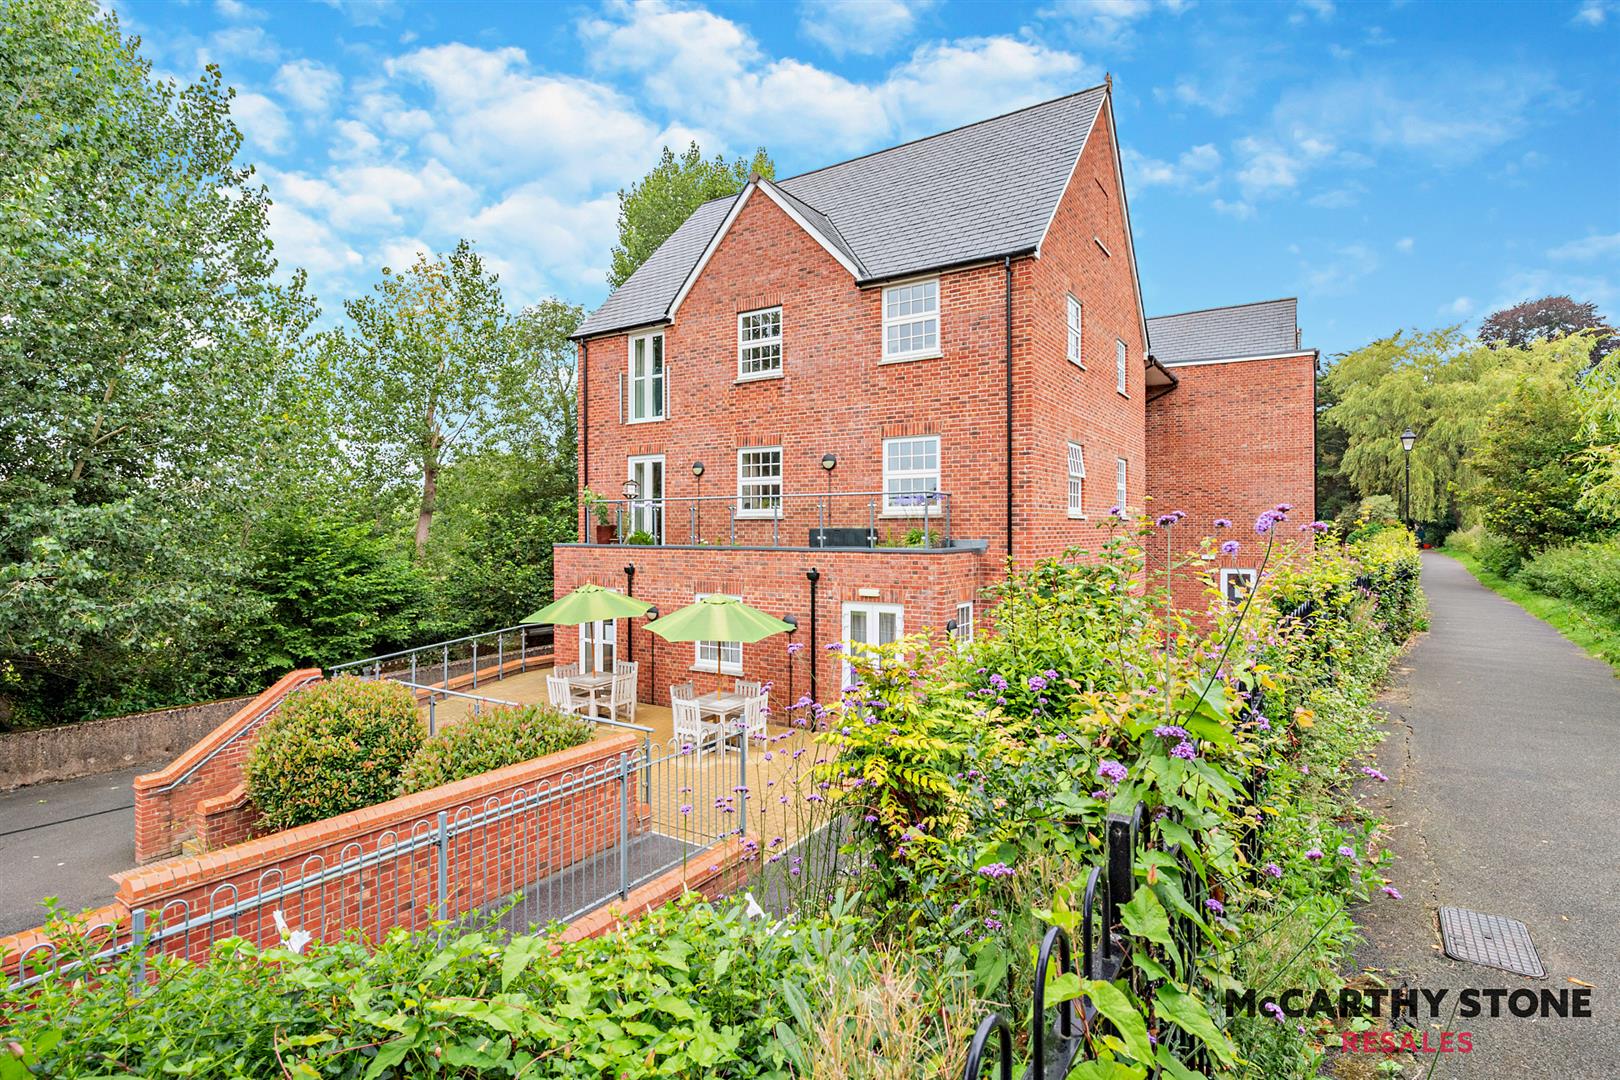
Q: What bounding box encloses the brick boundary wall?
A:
[0,694,256,792]
[132,669,323,864]
[5,733,646,979]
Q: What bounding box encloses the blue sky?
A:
[115,0,1619,357]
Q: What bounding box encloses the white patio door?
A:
[628,455,664,541]
[579,619,617,673]
[842,602,902,683]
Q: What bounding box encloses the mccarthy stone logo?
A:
[1226,985,1595,1021]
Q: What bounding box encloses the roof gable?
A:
[575,85,1108,339]
[1146,298,1303,365]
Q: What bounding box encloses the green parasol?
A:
[522,583,651,625]
[643,595,794,644]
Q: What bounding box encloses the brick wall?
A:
[1144,353,1318,611]
[554,544,984,707]
[132,669,323,864]
[1017,100,1149,564]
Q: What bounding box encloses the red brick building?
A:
[554,83,1316,706]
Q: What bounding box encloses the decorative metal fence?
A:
[9,731,761,992]
[330,624,555,689]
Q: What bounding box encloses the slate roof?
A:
[575,85,1109,339]
[1145,298,1303,365]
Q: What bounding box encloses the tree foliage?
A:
[1480,294,1616,362]
[608,141,774,288]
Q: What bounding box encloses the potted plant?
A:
[582,488,617,544]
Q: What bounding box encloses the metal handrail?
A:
[585,489,954,549]
[330,623,553,677]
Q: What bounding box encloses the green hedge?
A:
[1518,538,1620,622]
[244,676,423,831]
[396,703,594,795]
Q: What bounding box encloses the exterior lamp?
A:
[691,461,705,478]
[820,453,838,472]
[782,614,798,632]
[1399,428,1417,530]
[689,462,705,541]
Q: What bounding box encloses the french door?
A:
[627,455,664,541]
[580,619,617,674]
[842,602,903,683]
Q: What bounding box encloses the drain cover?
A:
[1439,907,1545,978]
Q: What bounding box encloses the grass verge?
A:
[1440,547,1620,674]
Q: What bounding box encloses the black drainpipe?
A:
[1003,255,1014,559]
[806,567,820,703]
[623,564,635,661]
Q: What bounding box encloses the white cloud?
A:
[1395,236,1415,253]
[274,60,343,114]
[232,92,292,154]
[215,0,265,21]
[882,37,1089,135]
[1212,198,1255,220]
[1548,232,1620,262]
[1289,0,1334,24]
[1573,0,1614,26]
[1303,243,1378,297]
[330,119,381,160]
[199,25,280,66]
[266,201,363,275]
[1124,143,1221,191]
[799,0,934,57]
[1440,296,1473,317]
[317,0,400,26]
[1041,0,1172,48]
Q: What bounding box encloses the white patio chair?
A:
[552,662,580,679]
[546,674,588,716]
[670,681,696,703]
[609,667,637,722]
[741,692,768,744]
[614,660,637,675]
[671,696,717,757]
[733,679,762,700]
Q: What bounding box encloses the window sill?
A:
[692,663,744,677]
[1067,511,1087,520]
[734,371,784,385]
[879,352,942,365]
[1116,390,1129,399]
[734,511,783,521]
[625,416,666,425]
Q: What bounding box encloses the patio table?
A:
[694,691,748,749]
[566,672,615,718]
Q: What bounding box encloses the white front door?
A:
[627,455,664,541]
[579,619,617,673]
[842,602,902,683]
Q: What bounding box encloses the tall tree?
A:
[608,142,774,288]
[0,0,300,725]
[1481,295,1617,362]
[332,241,535,558]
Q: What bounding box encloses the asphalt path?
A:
[1354,552,1620,1078]
[0,767,143,936]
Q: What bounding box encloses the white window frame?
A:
[953,601,975,644]
[736,446,783,519]
[626,454,665,542]
[1220,568,1258,605]
[1115,457,1128,512]
[842,601,904,684]
[1066,295,1083,367]
[579,619,617,674]
[737,306,783,381]
[693,592,743,675]
[1066,442,1086,519]
[627,331,666,423]
[1115,338,1129,397]
[881,277,940,362]
[882,434,942,516]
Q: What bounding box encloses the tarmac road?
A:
[0,767,143,936]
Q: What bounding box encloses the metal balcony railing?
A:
[581,490,955,549]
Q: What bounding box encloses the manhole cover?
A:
[1439,907,1545,978]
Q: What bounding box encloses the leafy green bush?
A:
[1477,530,1524,577]
[1446,522,1485,558]
[396,703,594,795]
[0,895,980,1080]
[1519,538,1620,621]
[1351,526,1426,640]
[244,676,423,830]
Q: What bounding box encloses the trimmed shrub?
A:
[1519,538,1620,621]
[1446,523,1485,558]
[1476,530,1523,578]
[244,676,423,831]
[396,703,594,795]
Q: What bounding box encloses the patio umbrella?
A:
[643,595,794,644]
[522,583,650,625]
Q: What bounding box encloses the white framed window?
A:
[1066,295,1083,366]
[626,455,664,541]
[1066,442,1086,518]
[1115,338,1128,396]
[738,306,782,379]
[843,601,903,684]
[1220,568,1257,605]
[737,446,783,518]
[627,331,665,423]
[882,278,939,361]
[694,592,743,675]
[1115,457,1128,512]
[952,601,975,644]
[883,435,941,515]
[579,620,617,674]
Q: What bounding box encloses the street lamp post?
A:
[1400,428,1417,530]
